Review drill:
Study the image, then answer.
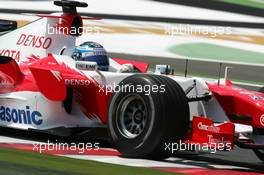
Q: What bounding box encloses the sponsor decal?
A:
[51,70,63,82]
[23,54,41,64]
[16,34,52,49]
[250,95,263,101]
[81,50,107,57]
[75,61,98,71]
[0,106,43,125]
[65,79,91,86]
[198,122,220,133]
[0,49,20,62]
[260,115,264,126]
[239,91,263,100]
[207,135,227,144]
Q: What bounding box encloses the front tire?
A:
[253,128,264,162]
[253,87,264,162]
[107,74,190,159]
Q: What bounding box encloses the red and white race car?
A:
[0,0,263,161]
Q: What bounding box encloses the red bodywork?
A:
[183,80,264,149]
[0,55,112,124]
[28,55,112,124]
[207,81,264,129]
[185,116,235,150]
[0,58,23,93]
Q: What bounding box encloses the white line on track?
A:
[62,155,251,170]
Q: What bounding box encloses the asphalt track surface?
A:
[0,127,263,174]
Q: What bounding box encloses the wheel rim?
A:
[116,94,148,139]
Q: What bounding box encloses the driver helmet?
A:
[72,41,109,71]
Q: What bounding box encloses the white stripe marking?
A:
[51,71,63,82]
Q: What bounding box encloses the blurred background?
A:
[0,0,264,88]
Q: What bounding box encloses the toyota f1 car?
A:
[0,0,263,161]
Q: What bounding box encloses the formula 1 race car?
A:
[0,0,263,161]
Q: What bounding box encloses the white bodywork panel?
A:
[0,15,76,63]
[0,91,101,131]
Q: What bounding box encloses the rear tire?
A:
[107,74,190,159]
[63,88,73,114]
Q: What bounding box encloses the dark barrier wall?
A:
[153,0,264,17]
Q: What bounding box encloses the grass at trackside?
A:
[217,0,264,9]
[0,148,182,175]
[168,43,264,65]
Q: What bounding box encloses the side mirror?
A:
[75,61,98,71]
[224,66,232,85]
[0,19,17,33]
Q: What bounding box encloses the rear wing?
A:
[54,0,88,13]
[0,0,90,63]
[0,19,17,32]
